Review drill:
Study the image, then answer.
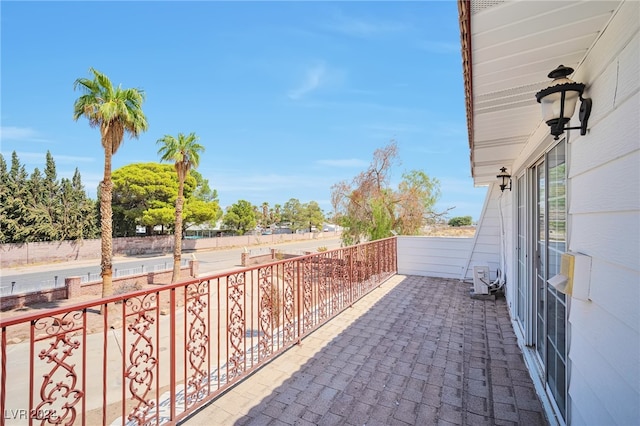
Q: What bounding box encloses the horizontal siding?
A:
[570,148,640,214]
[397,236,473,279]
[569,302,640,425]
[462,184,504,281]
[474,230,500,244]
[572,1,639,123]
[570,90,639,178]
[502,193,515,289]
[565,3,640,425]
[589,257,640,333]
[570,211,639,271]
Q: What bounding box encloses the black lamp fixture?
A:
[497,167,512,192]
[535,65,592,140]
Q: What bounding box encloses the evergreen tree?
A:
[0,154,8,243]
[0,152,98,243]
[59,169,99,240]
[27,167,58,241]
[72,169,99,239]
[4,152,32,242]
[42,151,62,238]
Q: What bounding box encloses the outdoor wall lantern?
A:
[535,65,592,140]
[497,167,512,192]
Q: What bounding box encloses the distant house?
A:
[273,226,293,235]
[452,2,639,424]
[185,223,220,238]
[322,223,340,232]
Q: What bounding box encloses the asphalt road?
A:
[0,237,343,296]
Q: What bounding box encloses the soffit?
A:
[464,0,620,185]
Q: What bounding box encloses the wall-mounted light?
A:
[535,65,592,140]
[497,167,512,192]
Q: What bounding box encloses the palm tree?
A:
[157,132,204,282]
[73,68,148,299]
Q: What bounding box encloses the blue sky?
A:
[1,1,487,221]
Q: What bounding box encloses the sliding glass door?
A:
[516,175,527,328]
[544,141,567,419]
[521,140,567,420]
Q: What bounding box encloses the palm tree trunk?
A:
[171,179,185,283]
[101,147,114,299]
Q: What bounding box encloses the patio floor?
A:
[183,274,549,425]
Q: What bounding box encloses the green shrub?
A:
[448,216,473,227]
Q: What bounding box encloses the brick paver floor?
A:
[184,274,549,425]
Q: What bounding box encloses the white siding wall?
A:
[397,236,474,279]
[564,2,640,424]
[462,183,506,282]
[397,184,502,281]
[504,2,639,424]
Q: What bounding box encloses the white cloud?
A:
[51,154,96,164]
[288,64,327,100]
[327,12,408,39]
[316,159,368,168]
[3,151,95,164]
[0,126,50,143]
[213,172,325,193]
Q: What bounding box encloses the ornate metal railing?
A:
[0,238,396,426]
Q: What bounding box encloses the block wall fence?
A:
[0,232,340,268]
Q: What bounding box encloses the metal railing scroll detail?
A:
[0,237,397,425]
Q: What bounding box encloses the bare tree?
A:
[331,141,444,245]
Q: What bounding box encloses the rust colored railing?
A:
[0,238,397,425]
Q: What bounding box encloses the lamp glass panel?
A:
[541,90,581,121]
[540,77,581,122]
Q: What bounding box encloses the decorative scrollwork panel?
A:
[258,267,274,359]
[32,310,85,425]
[184,281,210,408]
[227,273,246,380]
[302,259,315,333]
[282,262,296,343]
[124,293,159,425]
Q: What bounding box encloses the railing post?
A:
[170,288,176,421]
[1,328,6,426]
[394,237,398,273]
[349,248,354,307]
[102,301,108,426]
[296,260,302,344]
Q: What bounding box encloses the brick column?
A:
[65,276,82,299]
